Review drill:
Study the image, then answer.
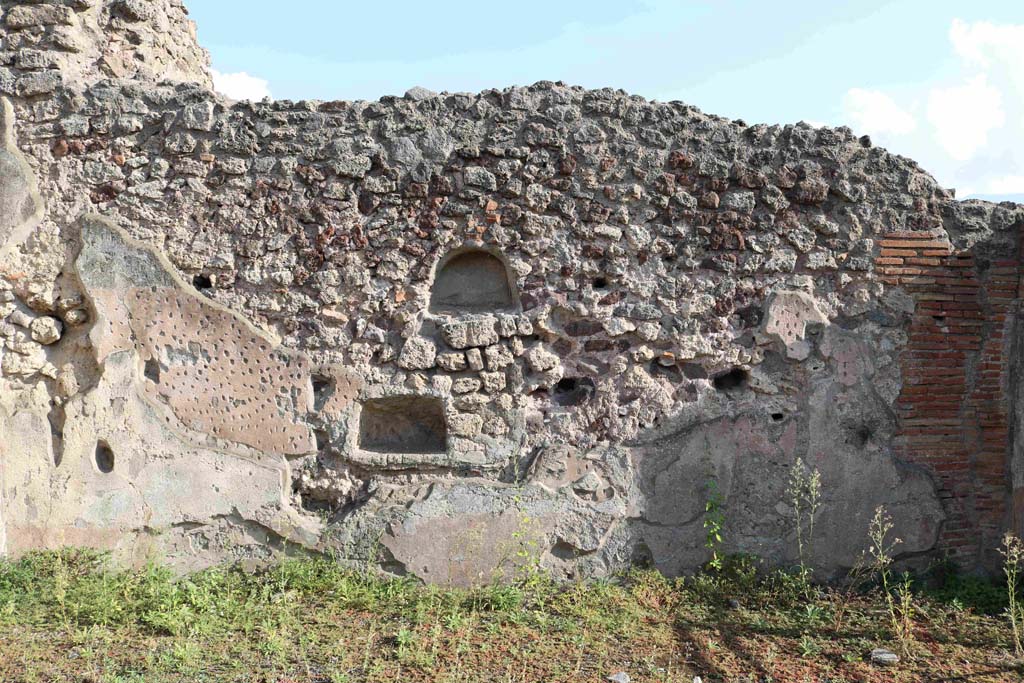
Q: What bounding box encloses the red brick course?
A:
[876,230,1019,569]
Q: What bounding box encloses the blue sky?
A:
[185,0,1023,201]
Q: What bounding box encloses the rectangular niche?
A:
[358,396,447,454]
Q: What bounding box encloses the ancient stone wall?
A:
[1,0,1022,581]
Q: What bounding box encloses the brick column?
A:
[877,229,1020,568]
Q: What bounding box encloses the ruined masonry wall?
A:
[1,0,1022,580]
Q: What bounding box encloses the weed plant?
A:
[0,545,1019,682]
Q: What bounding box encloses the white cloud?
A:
[841,88,917,137]
[212,69,272,101]
[949,19,1024,74]
[926,75,1005,161]
[838,19,1022,200]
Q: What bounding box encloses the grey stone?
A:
[436,352,467,372]
[29,316,62,345]
[870,648,899,667]
[525,346,558,372]
[452,378,481,394]
[333,154,371,178]
[464,166,497,191]
[62,309,89,326]
[404,86,437,101]
[721,191,756,214]
[484,344,513,370]
[0,98,43,253]
[114,0,155,21]
[466,347,484,371]
[5,5,74,28]
[15,72,61,96]
[441,319,499,350]
[181,102,216,131]
[397,336,437,370]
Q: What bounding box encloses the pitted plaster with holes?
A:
[1,0,1022,582]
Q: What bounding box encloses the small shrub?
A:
[799,634,821,657]
[469,582,525,614]
[703,478,725,572]
[719,552,761,593]
[926,570,1007,616]
[627,567,682,612]
[757,567,816,609]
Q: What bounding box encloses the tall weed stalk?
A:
[868,506,914,656]
[786,458,822,591]
[1000,532,1024,658]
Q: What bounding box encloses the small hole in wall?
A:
[192,274,213,291]
[771,412,785,422]
[630,541,655,569]
[144,357,160,384]
[314,429,330,451]
[592,276,608,289]
[713,368,749,392]
[736,305,763,327]
[529,387,550,400]
[95,440,114,474]
[50,413,64,467]
[932,315,946,323]
[300,496,334,515]
[552,377,595,406]
[311,374,334,410]
[550,540,580,561]
[849,424,873,448]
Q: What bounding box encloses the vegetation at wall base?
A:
[0,549,1021,682]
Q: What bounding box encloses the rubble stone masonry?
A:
[1,0,1022,582]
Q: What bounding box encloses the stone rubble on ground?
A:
[870,648,900,667]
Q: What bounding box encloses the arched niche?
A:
[429,247,517,314]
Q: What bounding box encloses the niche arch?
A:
[429,246,518,314]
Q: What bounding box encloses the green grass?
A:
[0,549,1019,682]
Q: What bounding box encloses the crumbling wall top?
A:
[1,0,211,94]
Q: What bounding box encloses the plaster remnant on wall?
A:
[760,289,829,360]
[76,215,317,456]
[0,97,43,258]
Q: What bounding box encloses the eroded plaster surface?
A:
[1,0,1023,581]
[0,96,42,256]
